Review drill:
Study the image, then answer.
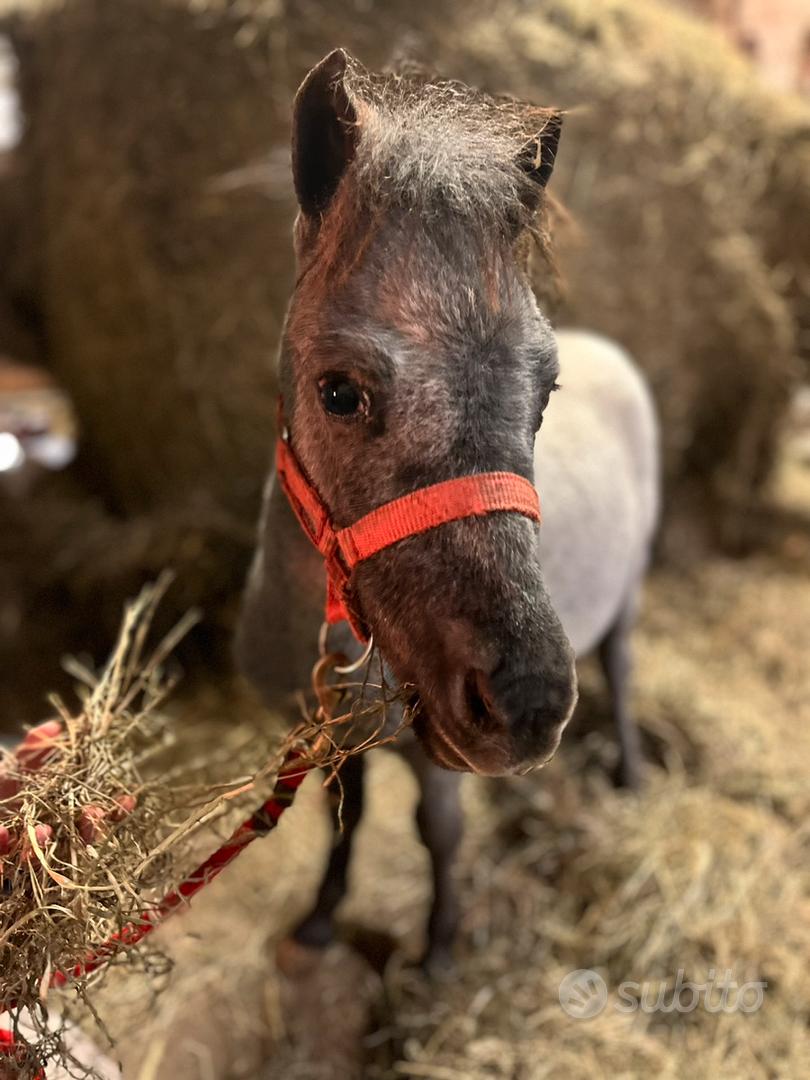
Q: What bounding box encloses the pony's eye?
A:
[318,375,368,419]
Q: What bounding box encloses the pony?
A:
[236,48,659,973]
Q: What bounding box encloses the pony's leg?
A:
[598,595,643,790]
[292,753,365,948]
[404,744,464,975]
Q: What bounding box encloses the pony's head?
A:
[280,49,576,775]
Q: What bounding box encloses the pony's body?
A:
[540,330,658,657]
[236,49,660,969]
[238,326,658,965]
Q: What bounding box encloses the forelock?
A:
[342,59,558,234]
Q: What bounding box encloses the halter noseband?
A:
[276,406,541,642]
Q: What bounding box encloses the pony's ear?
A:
[517,112,563,189]
[292,48,358,217]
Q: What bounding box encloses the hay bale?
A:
[0,160,41,365]
[10,0,807,527]
[456,0,808,546]
[0,476,255,724]
[0,0,466,712]
[6,0,462,516]
[8,0,286,518]
[1,0,807,708]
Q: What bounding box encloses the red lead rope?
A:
[0,748,313,1035]
[2,750,313,1068]
[49,751,311,990]
[275,407,542,642]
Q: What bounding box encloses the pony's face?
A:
[279,50,577,775]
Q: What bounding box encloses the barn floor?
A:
[62,429,810,1080]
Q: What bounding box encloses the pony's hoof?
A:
[276,936,326,977]
[291,913,335,949]
[420,945,456,981]
[275,941,382,1076]
[613,757,643,791]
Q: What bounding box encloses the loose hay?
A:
[76,455,810,1079]
[0,578,199,1052]
[0,577,408,1077]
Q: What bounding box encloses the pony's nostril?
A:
[482,664,576,755]
[464,669,501,730]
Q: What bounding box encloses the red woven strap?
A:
[336,472,540,566]
[276,419,541,641]
[275,433,331,554]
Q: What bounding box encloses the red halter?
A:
[276,408,541,642]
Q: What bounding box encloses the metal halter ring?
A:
[317,621,375,674]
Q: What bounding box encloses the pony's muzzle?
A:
[477,663,578,771]
[415,633,578,776]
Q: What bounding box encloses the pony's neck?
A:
[237,468,326,709]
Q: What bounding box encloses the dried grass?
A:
[1,577,196,1056]
[0,576,408,1077]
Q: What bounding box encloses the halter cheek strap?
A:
[275,410,541,643]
